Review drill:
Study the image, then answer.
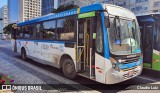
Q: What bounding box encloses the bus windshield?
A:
[106,16,141,55]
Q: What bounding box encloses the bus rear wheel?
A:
[21,48,27,61]
[62,59,77,79]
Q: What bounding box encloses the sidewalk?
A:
[0,51,100,93]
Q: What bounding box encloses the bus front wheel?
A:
[21,48,27,61]
[62,59,77,79]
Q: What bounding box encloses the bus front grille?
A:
[121,56,140,64]
[122,66,137,71]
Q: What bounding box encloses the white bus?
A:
[11,4,143,84]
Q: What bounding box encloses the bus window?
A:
[11,27,16,39]
[29,24,34,39]
[35,23,43,39]
[57,17,75,41]
[96,18,103,53]
[16,27,23,39]
[42,20,56,39]
[24,25,30,39]
[36,24,40,39]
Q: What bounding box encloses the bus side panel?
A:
[22,40,35,57]
[95,53,105,83]
[16,40,23,53]
[41,42,64,64]
[34,41,42,59]
[27,41,35,57]
[40,42,76,68]
[16,40,35,57]
[63,46,76,65]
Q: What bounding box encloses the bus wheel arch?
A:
[60,54,77,79]
[60,54,72,68]
[21,47,27,60]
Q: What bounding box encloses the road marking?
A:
[137,76,157,82]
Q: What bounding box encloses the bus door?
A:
[77,15,96,78]
[143,22,154,67]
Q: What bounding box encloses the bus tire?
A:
[21,48,27,61]
[62,58,77,79]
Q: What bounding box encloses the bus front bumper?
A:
[105,64,143,84]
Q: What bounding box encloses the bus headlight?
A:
[112,62,120,71]
[110,58,120,71]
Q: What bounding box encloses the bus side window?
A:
[57,17,75,41]
[29,24,34,39]
[24,25,30,39]
[96,16,103,54]
[16,27,23,39]
[12,27,16,39]
[42,20,56,39]
[22,26,25,38]
[35,24,42,39]
[57,19,65,40]
[32,24,38,39]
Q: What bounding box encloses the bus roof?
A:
[18,4,104,26]
[17,4,134,26]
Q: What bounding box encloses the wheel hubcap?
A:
[66,63,73,74]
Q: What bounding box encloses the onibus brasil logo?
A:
[0,73,14,92]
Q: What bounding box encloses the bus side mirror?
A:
[105,17,110,28]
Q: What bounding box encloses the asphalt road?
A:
[0,40,159,93]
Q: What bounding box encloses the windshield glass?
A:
[106,17,141,55]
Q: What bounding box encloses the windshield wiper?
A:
[117,25,121,46]
[132,20,136,39]
[113,17,117,41]
[131,20,136,53]
[114,16,121,46]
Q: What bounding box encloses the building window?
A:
[135,0,148,3]
[42,20,56,39]
[57,17,75,41]
[118,2,126,7]
[131,6,148,12]
[154,1,160,7]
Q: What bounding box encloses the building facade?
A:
[95,0,160,15]
[19,0,42,22]
[42,0,58,15]
[58,0,160,15]
[0,5,8,34]
[8,0,19,24]
[58,0,91,7]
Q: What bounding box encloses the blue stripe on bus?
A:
[16,39,75,44]
[18,4,105,26]
[80,4,103,13]
[18,8,78,26]
[101,12,110,59]
[118,59,142,70]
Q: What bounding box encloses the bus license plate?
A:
[128,70,134,77]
